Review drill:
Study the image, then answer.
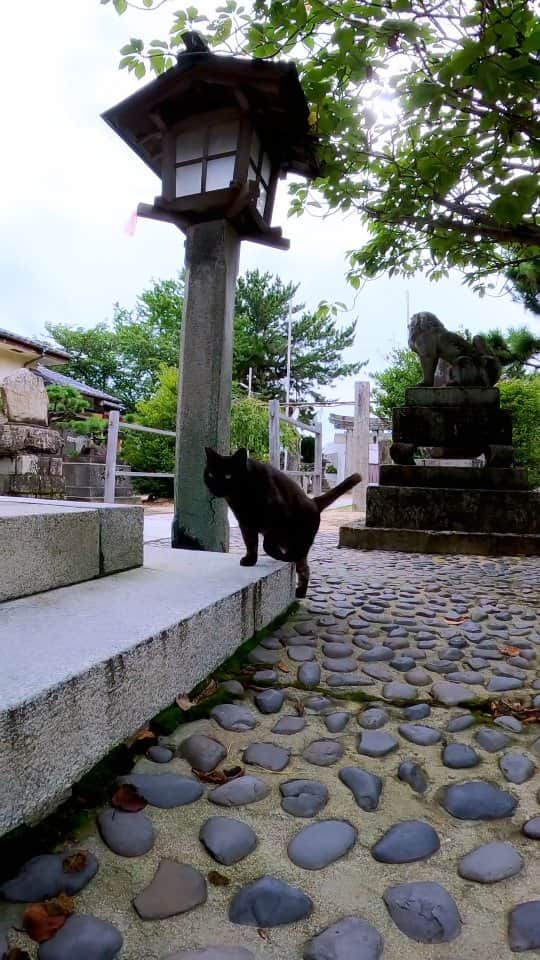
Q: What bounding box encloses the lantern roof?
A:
[102,51,320,181]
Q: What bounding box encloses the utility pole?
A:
[283,303,293,471]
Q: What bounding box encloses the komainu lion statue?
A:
[408,311,502,388]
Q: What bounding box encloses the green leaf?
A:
[134,61,146,79]
[186,5,199,19]
[408,81,440,108]
[113,0,127,13]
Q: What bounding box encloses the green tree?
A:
[485,326,540,378]
[105,0,540,292]
[45,276,184,410]
[122,365,299,495]
[234,270,364,400]
[46,385,88,424]
[499,376,540,487]
[371,348,422,420]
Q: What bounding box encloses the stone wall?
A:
[0,370,65,498]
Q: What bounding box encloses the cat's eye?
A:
[207,471,214,479]
[225,473,232,480]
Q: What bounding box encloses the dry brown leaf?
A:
[257,928,271,941]
[207,870,230,886]
[23,896,74,944]
[194,678,219,704]
[490,697,540,725]
[500,645,521,657]
[111,783,147,812]
[442,617,469,625]
[276,660,291,673]
[223,765,243,780]
[62,851,89,874]
[294,699,306,716]
[192,768,227,785]
[176,693,194,711]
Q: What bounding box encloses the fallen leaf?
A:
[128,727,158,753]
[442,617,468,625]
[239,666,257,677]
[223,765,243,780]
[257,928,271,941]
[490,697,540,724]
[194,678,219,704]
[294,699,305,716]
[62,851,89,874]
[276,660,291,673]
[176,693,193,710]
[500,645,521,657]
[207,870,230,886]
[112,783,147,812]
[23,897,74,944]
[192,768,227,785]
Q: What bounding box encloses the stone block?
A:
[0,424,63,455]
[97,504,144,574]
[339,523,540,557]
[405,387,499,407]
[0,369,48,425]
[380,465,529,490]
[0,547,295,834]
[366,485,539,534]
[393,405,512,448]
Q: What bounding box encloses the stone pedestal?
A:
[340,384,540,556]
[0,423,64,498]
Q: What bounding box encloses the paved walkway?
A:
[2,537,540,959]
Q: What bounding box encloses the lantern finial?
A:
[181,31,210,53]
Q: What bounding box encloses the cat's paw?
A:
[295,584,308,599]
[240,555,258,567]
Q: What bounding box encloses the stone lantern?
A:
[103,38,319,551]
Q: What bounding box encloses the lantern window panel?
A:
[176,129,205,163]
[207,121,239,157]
[176,161,204,197]
[261,153,271,187]
[206,155,236,192]
[256,183,268,216]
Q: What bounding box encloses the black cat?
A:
[204,447,361,597]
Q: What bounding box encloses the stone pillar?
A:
[0,370,65,498]
[172,220,241,552]
[352,381,370,513]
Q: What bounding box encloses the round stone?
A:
[199,817,257,865]
[288,820,357,870]
[221,680,244,697]
[325,711,350,733]
[37,914,122,960]
[474,727,510,753]
[118,774,203,808]
[254,689,285,714]
[0,850,98,902]
[272,716,306,735]
[405,668,432,686]
[229,876,313,926]
[133,860,207,919]
[358,708,388,729]
[288,645,316,662]
[303,916,383,960]
[403,704,431,721]
[209,775,270,807]
[383,681,418,701]
[523,817,540,839]
[398,723,441,746]
[253,669,278,685]
[383,881,461,943]
[303,739,344,766]
[323,657,358,673]
[391,656,415,672]
[98,809,155,858]
[358,730,398,758]
[248,646,280,666]
[179,735,227,772]
[323,642,354,658]
[509,902,540,952]
[441,780,518,820]
[398,761,428,794]
[458,840,523,883]
[328,672,374,687]
[431,681,476,705]
[339,767,382,811]
[211,705,257,732]
[360,645,393,662]
[280,779,329,817]
[499,752,536,784]
[362,664,394,681]
[447,713,474,732]
[147,745,173,764]
[372,820,440,863]
[447,670,485,684]
[298,662,321,688]
[305,695,333,712]
[244,742,290,771]
[442,743,479,769]
[487,676,523,692]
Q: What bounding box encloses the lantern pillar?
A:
[172,218,241,552]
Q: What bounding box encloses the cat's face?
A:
[204,447,248,497]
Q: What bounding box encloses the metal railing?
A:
[268,398,323,495]
[104,409,175,503]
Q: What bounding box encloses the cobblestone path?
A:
[2,537,540,959]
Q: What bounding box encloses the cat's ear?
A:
[205,447,218,463]
[233,447,248,467]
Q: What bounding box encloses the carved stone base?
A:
[0,424,64,497]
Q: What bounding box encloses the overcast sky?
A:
[0,0,535,438]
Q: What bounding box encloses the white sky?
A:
[0,0,536,440]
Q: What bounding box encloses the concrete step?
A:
[0,496,143,601]
[0,545,295,835]
[339,522,540,556]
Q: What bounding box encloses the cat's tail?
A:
[313,473,362,513]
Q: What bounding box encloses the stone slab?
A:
[405,386,499,407]
[0,545,295,834]
[366,486,539,534]
[393,405,512,446]
[0,496,143,600]
[339,523,540,557]
[380,465,529,490]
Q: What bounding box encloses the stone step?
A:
[380,465,529,490]
[0,496,143,602]
[339,522,540,556]
[0,545,294,836]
